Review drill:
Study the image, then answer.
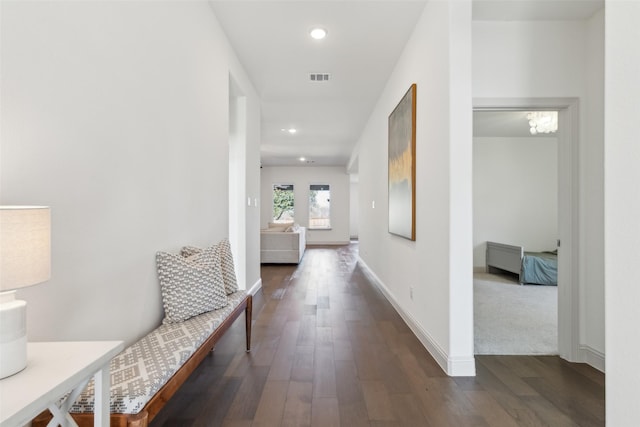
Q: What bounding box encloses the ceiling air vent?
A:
[309,73,331,82]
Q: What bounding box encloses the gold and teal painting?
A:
[388,84,416,241]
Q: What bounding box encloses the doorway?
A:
[229,75,247,288]
[473,109,558,354]
[473,98,580,361]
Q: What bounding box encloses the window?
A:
[272,184,294,223]
[309,184,331,229]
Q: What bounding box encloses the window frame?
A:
[308,183,331,230]
[272,183,295,223]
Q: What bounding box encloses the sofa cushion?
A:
[285,223,300,232]
[156,247,227,324]
[267,222,293,231]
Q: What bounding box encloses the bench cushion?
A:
[70,291,247,415]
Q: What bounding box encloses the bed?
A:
[485,241,557,286]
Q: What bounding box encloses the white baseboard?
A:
[247,278,262,296]
[447,357,477,377]
[306,241,351,246]
[357,257,475,377]
[579,345,605,373]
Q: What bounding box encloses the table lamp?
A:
[0,206,51,379]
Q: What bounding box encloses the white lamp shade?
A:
[0,206,51,291]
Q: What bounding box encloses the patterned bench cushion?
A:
[70,290,247,414]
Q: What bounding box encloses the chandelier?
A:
[527,111,558,135]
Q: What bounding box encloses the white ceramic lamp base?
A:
[0,291,27,379]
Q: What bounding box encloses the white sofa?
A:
[260,224,306,264]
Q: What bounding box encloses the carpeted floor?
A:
[474,272,558,355]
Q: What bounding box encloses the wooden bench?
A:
[34,292,252,427]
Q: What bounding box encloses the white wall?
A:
[244,96,262,292]
[473,136,558,267]
[350,179,359,239]
[605,1,640,424]
[0,1,261,346]
[583,9,605,364]
[473,15,605,366]
[228,74,262,294]
[260,166,350,245]
[354,0,474,376]
[229,91,246,290]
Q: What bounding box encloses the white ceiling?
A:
[211,1,427,167]
[210,0,603,168]
[473,0,603,21]
[473,110,557,137]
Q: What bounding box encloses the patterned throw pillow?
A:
[156,248,227,324]
[180,239,239,295]
[180,246,201,258]
[215,238,239,295]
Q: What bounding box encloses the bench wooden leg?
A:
[127,410,149,427]
[33,410,148,427]
[246,295,252,352]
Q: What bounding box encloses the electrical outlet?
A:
[409,286,414,300]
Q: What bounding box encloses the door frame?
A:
[473,97,580,362]
[229,75,248,290]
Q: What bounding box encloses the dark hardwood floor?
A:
[151,243,605,427]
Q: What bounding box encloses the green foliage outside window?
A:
[309,184,330,229]
[273,184,294,222]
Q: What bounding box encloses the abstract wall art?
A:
[388,84,416,241]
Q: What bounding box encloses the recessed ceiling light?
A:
[299,157,306,162]
[310,27,327,40]
[288,128,297,134]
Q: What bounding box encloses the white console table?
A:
[0,341,124,427]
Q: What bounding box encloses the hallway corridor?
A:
[151,243,604,427]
